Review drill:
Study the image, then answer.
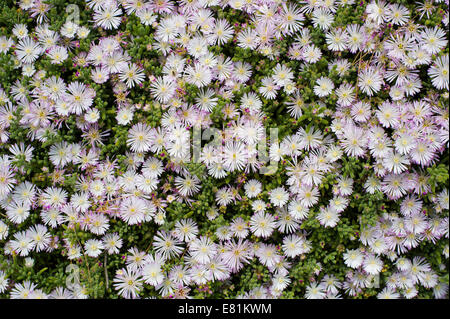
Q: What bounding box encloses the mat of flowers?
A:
[0,0,448,299]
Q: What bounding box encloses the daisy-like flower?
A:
[9,280,37,299]
[343,249,364,269]
[311,8,334,30]
[279,3,304,34]
[358,67,383,96]
[314,76,334,97]
[113,267,143,299]
[286,200,308,220]
[222,142,247,172]
[232,61,252,83]
[382,151,410,174]
[142,258,164,287]
[215,187,233,206]
[282,234,304,258]
[276,208,300,233]
[103,233,123,255]
[116,107,134,125]
[0,36,14,54]
[335,83,355,107]
[302,45,322,63]
[195,88,217,112]
[244,179,262,198]
[428,54,449,90]
[48,141,72,168]
[410,141,435,166]
[0,270,9,293]
[41,187,68,208]
[208,18,234,45]
[249,211,276,238]
[221,238,252,273]
[93,3,123,30]
[125,247,147,272]
[127,123,153,153]
[351,101,371,122]
[437,189,449,211]
[305,282,326,299]
[387,3,410,26]
[27,224,50,252]
[10,231,33,256]
[9,142,34,162]
[346,24,365,53]
[174,174,201,197]
[12,24,28,39]
[240,92,262,114]
[120,197,152,225]
[326,29,348,51]
[340,125,367,158]
[91,67,109,84]
[272,64,294,87]
[189,236,217,264]
[297,126,323,151]
[258,76,279,100]
[66,82,95,115]
[185,63,212,87]
[366,0,389,25]
[0,220,8,240]
[150,76,176,103]
[237,27,260,50]
[84,239,104,258]
[153,230,183,261]
[420,27,448,55]
[119,63,145,88]
[47,46,68,64]
[377,287,400,299]
[317,206,340,228]
[269,187,289,207]
[15,37,43,64]
[224,217,246,239]
[363,255,383,275]
[174,218,198,242]
[256,244,282,269]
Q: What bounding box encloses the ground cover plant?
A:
[0,0,448,299]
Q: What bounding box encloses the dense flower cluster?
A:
[0,0,448,299]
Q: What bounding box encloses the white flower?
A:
[84,239,104,258]
[314,76,334,97]
[93,3,123,30]
[429,54,449,90]
[316,207,340,228]
[15,37,43,64]
[420,27,448,55]
[302,45,322,63]
[244,179,262,198]
[189,236,217,264]
[269,187,289,207]
[343,249,364,268]
[363,255,383,275]
[150,77,176,103]
[0,271,9,293]
[127,123,153,153]
[272,64,294,87]
[119,63,145,88]
[358,67,383,96]
[113,267,143,299]
[305,282,326,299]
[116,107,134,125]
[174,174,201,197]
[84,108,100,123]
[249,211,276,238]
[282,234,304,258]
